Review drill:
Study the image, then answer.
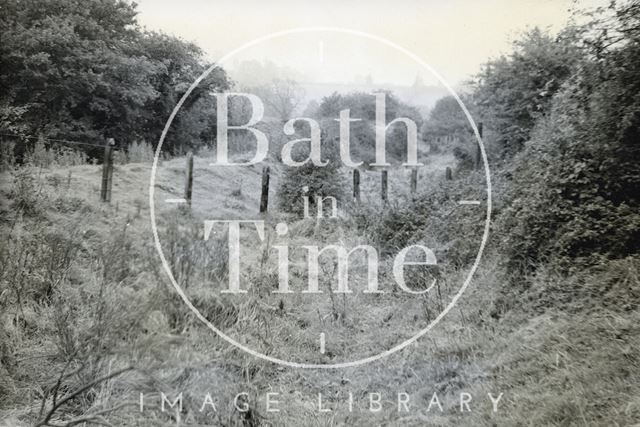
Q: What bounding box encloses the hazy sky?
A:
[134,0,606,86]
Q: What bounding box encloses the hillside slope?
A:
[1,153,638,426]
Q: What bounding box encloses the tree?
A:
[472,27,582,159]
[420,95,476,165]
[247,79,305,123]
[315,91,423,166]
[0,0,230,157]
[135,32,229,154]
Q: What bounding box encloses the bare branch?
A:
[36,366,134,427]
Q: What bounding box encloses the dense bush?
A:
[277,128,345,217]
[473,28,582,160]
[352,173,488,266]
[500,3,640,275]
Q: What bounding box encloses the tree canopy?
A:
[0,0,230,156]
[472,27,582,159]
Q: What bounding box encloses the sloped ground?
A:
[1,153,638,426]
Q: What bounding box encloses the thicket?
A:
[277,125,346,217]
[498,2,640,276]
[377,2,640,283]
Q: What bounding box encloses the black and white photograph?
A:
[0,0,639,425]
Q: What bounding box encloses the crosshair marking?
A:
[458,200,481,205]
[320,333,326,354]
[165,198,187,204]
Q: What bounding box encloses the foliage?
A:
[500,2,640,275]
[244,78,305,122]
[421,96,468,141]
[472,27,582,159]
[277,128,345,217]
[0,0,230,157]
[23,137,88,168]
[113,141,156,164]
[0,138,16,171]
[136,32,229,154]
[315,91,424,165]
[352,173,487,266]
[420,95,480,168]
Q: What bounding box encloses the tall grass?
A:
[24,137,88,168]
[0,140,16,172]
[114,141,156,164]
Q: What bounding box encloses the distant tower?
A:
[365,74,373,86]
[412,73,425,89]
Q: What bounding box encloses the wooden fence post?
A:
[106,141,114,202]
[101,138,115,202]
[445,166,453,181]
[381,170,388,203]
[410,168,418,194]
[185,152,194,207]
[259,166,270,213]
[353,169,360,202]
[475,122,483,170]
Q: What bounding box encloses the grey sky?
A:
[134,0,606,87]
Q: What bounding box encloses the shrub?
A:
[127,141,154,163]
[277,131,345,217]
[22,137,88,168]
[149,211,232,331]
[352,172,488,267]
[472,27,582,159]
[499,31,640,276]
[10,167,45,216]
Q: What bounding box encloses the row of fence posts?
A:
[257,164,447,212]
[99,122,484,210]
[354,166,431,205]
